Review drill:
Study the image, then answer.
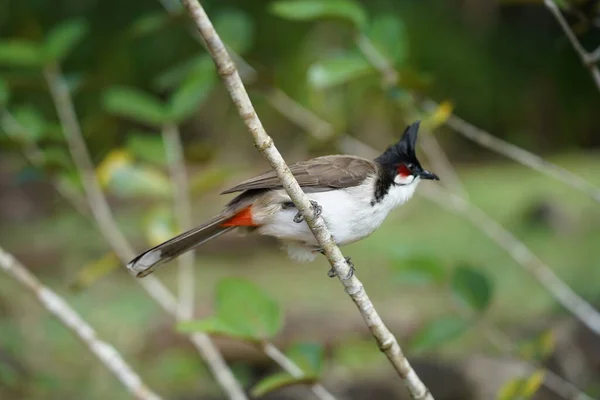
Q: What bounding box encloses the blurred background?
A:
[1,0,600,399]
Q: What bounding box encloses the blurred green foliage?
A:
[1,0,600,399]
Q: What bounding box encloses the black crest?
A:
[372,121,423,204]
[374,120,421,169]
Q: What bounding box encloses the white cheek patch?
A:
[394,174,415,185]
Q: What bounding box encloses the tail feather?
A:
[127,214,234,277]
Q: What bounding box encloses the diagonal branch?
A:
[421,100,600,204]
[178,1,433,399]
[352,32,600,335]
[42,63,247,400]
[1,110,90,215]
[355,30,600,205]
[0,246,162,400]
[544,0,600,91]
[162,123,195,321]
[422,184,600,335]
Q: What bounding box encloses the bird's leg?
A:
[293,200,322,223]
[319,250,355,280]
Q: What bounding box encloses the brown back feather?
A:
[221,155,377,194]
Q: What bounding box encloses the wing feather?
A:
[221,155,376,194]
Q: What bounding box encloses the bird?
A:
[128,120,439,279]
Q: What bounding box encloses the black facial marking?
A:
[371,120,424,205]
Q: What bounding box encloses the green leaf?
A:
[216,278,283,340]
[270,0,368,29]
[0,40,42,67]
[145,206,176,247]
[4,106,47,142]
[96,149,171,198]
[178,278,283,341]
[390,254,446,285]
[154,55,214,90]
[451,265,493,313]
[285,342,323,377]
[103,87,168,126]
[214,9,254,54]
[308,52,373,89]
[125,132,166,166]
[409,316,470,353]
[517,330,555,362]
[44,19,89,62]
[168,71,215,122]
[251,373,315,398]
[367,15,407,64]
[0,77,9,106]
[497,370,545,400]
[69,252,119,292]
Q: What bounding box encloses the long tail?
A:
[127,214,235,277]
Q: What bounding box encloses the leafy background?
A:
[1,0,600,399]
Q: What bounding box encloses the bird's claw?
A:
[293,200,322,223]
[327,256,355,280]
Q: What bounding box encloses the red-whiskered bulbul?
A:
[128,121,439,278]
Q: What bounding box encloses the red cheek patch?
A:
[398,164,411,178]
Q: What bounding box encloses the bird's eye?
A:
[397,164,412,177]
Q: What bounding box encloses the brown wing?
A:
[221,155,377,194]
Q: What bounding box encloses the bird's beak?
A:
[418,170,440,181]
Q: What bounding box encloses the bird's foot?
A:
[293,200,322,223]
[327,256,355,280]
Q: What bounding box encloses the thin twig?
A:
[0,246,162,400]
[479,325,593,400]
[418,128,469,199]
[451,303,593,400]
[42,63,248,400]
[421,101,600,204]
[162,123,195,321]
[178,2,433,399]
[262,342,337,400]
[0,110,89,215]
[422,184,600,335]
[356,30,600,204]
[544,0,600,91]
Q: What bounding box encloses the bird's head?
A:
[375,120,440,186]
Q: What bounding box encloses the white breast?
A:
[255,175,420,248]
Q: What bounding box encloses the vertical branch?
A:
[544,0,600,91]
[162,123,195,321]
[179,2,433,399]
[262,342,337,400]
[42,63,248,400]
[0,246,162,400]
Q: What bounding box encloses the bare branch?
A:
[544,0,600,91]
[418,130,469,199]
[422,184,600,335]
[42,64,247,400]
[0,246,162,400]
[162,123,195,321]
[422,102,600,204]
[262,342,337,400]
[479,324,594,400]
[1,110,89,215]
[356,30,600,204]
[178,1,433,399]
